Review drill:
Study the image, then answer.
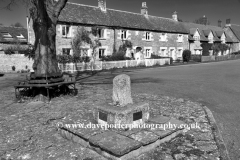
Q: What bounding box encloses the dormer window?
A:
[193,35,200,41]
[16,34,26,40]
[208,32,214,44]
[221,34,226,43]
[1,32,12,38]
[177,34,183,42]
[160,33,167,41]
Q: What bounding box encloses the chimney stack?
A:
[141,2,148,16]
[98,0,106,12]
[226,19,231,27]
[202,15,207,25]
[218,20,222,28]
[172,11,178,21]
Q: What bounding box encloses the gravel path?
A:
[0,79,224,160]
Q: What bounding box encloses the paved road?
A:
[81,60,240,159]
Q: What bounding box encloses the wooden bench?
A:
[14,77,76,101]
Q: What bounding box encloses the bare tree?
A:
[193,16,210,25]
[2,0,68,78]
[72,27,101,74]
[10,22,24,28]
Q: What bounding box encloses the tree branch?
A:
[54,0,68,16]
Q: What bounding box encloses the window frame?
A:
[146,32,151,41]
[120,30,127,40]
[160,33,167,41]
[62,48,71,55]
[80,48,89,57]
[193,35,200,41]
[98,28,105,39]
[62,25,71,37]
[99,48,105,58]
[145,49,151,58]
[177,34,183,42]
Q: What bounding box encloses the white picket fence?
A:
[58,58,170,73]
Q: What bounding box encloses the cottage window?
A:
[146,32,150,41]
[193,35,200,41]
[121,30,127,39]
[62,48,71,55]
[178,49,183,57]
[98,28,105,39]
[145,49,151,58]
[221,37,226,43]
[62,25,70,37]
[177,34,183,42]
[161,49,166,56]
[99,49,105,58]
[208,37,213,43]
[160,33,167,41]
[80,48,89,57]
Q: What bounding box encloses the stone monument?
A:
[94,74,149,129]
[112,74,133,106]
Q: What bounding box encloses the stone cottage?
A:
[223,19,240,52]
[0,26,28,53]
[28,0,189,61]
[181,17,235,56]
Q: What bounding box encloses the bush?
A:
[182,49,191,62]
[211,43,229,56]
[57,54,90,63]
[201,43,213,56]
[5,48,15,55]
[101,51,131,61]
[12,66,16,71]
[150,54,168,59]
[232,51,240,55]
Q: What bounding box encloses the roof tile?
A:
[58,2,188,34]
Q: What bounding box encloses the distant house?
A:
[28,0,189,61]
[223,19,240,52]
[182,18,235,56]
[0,26,28,53]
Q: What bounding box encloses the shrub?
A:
[101,51,131,61]
[57,54,90,63]
[232,51,240,55]
[12,66,16,71]
[201,43,213,56]
[5,48,15,55]
[150,54,168,59]
[211,43,229,56]
[182,49,191,62]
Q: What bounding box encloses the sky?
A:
[0,0,240,28]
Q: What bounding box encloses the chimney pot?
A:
[226,19,231,27]
[98,0,106,12]
[141,2,148,15]
[218,20,222,28]
[172,11,178,21]
[202,15,208,25]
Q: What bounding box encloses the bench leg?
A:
[47,88,50,102]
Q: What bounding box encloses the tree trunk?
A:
[30,0,67,78]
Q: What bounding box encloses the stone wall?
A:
[0,54,33,72]
[55,24,189,60]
